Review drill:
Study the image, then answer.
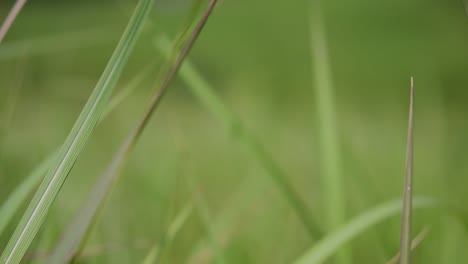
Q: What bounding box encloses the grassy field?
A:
[1,0,468,263]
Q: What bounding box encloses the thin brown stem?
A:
[0,0,27,43]
[399,77,415,264]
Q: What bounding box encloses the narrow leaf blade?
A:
[0,0,153,262]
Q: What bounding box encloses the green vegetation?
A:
[1,0,468,263]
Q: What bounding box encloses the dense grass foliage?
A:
[1,0,468,263]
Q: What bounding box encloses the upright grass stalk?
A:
[154,36,322,239]
[47,1,219,262]
[0,0,27,43]
[309,1,347,262]
[293,197,438,264]
[0,0,153,262]
[398,77,415,264]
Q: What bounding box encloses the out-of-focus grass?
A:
[1,0,468,263]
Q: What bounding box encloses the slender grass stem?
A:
[398,77,415,264]
[0,0,27,43]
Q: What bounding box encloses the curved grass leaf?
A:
[153,36,322,239]
[0,0,153,262]
[293,197,439,264]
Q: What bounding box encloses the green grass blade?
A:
[0,62,154,240]
[153,36,322,239]
[47,2,218,263]
[0,0,153,262]
[293,197,439,264]
[309,1,348,263]
[398,77,415,264]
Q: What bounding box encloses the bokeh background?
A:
[1,0,468,263]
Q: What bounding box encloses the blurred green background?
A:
[1,0,468,263]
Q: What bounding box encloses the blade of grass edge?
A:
[153,35,323,239]
[293,197,439,264]
[0,0,153,262]
[398,77,415,264]
[309,1,348,263]
[47,1,219,262]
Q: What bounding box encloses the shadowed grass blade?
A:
[398,77,415,264]
[0,0,153,262]
[293,197,438,264]
[309,1,348,263]
[47,2,218,263]
[153,36,322,239]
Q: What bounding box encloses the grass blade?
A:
[154,36,322,239]
[47,2,219,262]
[0,0,153,262]
[309,1,347,262]
[0,61,153,240]
[398,77,415,264]
[293,197,438,264]
[0,0,27,43]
